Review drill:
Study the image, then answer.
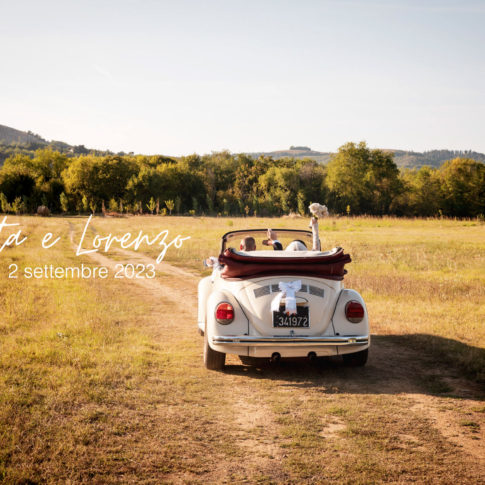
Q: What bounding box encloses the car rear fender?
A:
[207,291,249,349]
[332,289,369,339]
[197,276,212,332]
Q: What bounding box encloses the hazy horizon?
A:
[1,0,484,155]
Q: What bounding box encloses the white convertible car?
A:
[198,229,369,370]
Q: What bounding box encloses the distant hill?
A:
[388,149,485,168]
[0,124,117,165]
[0,124,47,145]
[1,124,484,169]
[246,147,485,168]
[247,148,332,164]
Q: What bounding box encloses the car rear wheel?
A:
[342,348,368,367]
[204,327,226,370]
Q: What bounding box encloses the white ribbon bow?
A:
[271,280,302,315]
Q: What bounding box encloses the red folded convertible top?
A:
[218,248,351,280]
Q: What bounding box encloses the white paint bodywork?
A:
[198,260,370,359]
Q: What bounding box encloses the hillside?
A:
[0,124,47,145]
[1,124,484,169]
[390,149,485,168]
[247,148,332,164]
[0,124,114,165]
[247,147,485,168]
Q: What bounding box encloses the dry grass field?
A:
[0,215,484,484]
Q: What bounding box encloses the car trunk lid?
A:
[235,276,340,336]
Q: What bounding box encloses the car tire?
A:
[204,327,226,370]
[342,348,368,367]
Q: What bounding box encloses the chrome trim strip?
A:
[212,335,369,346]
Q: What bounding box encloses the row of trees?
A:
[0,142,483,217]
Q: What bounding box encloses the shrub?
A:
[37,205,50,217]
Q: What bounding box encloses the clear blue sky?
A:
[1,0,484,155]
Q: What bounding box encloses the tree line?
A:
[0,141,483,218]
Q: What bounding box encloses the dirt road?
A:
[71,225,485,483]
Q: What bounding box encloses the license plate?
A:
[273,306,309,328]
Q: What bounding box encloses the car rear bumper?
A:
[211,335,369,347]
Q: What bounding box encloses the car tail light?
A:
[215,302,234,324]
[345,300,364,323]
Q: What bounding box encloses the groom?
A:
[261,229,283,250]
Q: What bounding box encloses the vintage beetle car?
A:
[198,229,369,370]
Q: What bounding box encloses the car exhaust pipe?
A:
[270,352,281,363]
[308,351,317,361]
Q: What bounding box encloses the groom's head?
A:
[240,236,256,251]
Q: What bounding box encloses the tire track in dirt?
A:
[87,219,197,278]
[104,247,289,479]
[363,338,485,465]
[67,221,288,481]
[408,393,484,464]
[69,222,189,305]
